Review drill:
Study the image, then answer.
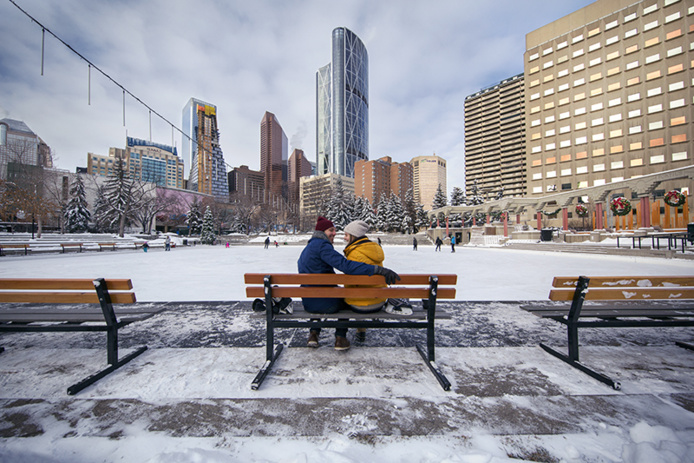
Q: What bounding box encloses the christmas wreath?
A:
[664,190,686,207]
[575,204,588,218]
[610,197,632,216]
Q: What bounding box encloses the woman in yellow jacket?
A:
[342,220,387,342]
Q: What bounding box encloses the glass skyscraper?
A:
[316,27,369,178]
[182,98,229,198]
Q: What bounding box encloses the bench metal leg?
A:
[251,343,284,390]
[539,343,621,390]
[676,341,694,351]
[67,346,148,395]
[416,344,451,391]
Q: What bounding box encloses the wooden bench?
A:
[245,273,457,391]
[0,278,164,394]
[0,243,30,256]
[522,276,694,389]
[98,243,117,251]
[60,243,83,253]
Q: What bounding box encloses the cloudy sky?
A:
[1,0,595,196]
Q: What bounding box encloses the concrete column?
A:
[562,208,569,230]
[537,211,542,230]
[595,203,604,229]
[639,197,651,228]
[445,216,449,236]
[503,212,508,237]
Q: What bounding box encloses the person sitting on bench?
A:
[343,220,388,343]
[298,217,400,351]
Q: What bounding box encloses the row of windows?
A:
[528,0,690,64]
[531,150,688,180]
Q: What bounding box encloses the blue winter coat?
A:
[297,232,375,312]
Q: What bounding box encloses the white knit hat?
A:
[344,220,369,237]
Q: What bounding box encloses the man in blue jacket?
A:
[298,217,400,351]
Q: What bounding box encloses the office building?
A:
[228,165,264,202]
[87,137,184,188]
[464,74,526,199]
[525,0,693,197]
[316,27,369,178]
[0,118,52,180]
[181,98,229,198]
[288,149,313,205]
[411,155,447,210]
[260,111,288,201]
[299,173,354,229]
[354,156,413,206]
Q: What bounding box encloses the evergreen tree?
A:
[416,202,429,229]
[101,157,144,237]
[186,201,203,235]
[450,187,466,206]
[432,183,448,210]
[468,180,485,205]
[200,206,216,244]
[375,193,388,232]
[92,185,116,233]
[326,178,351,229]
[355,196,376,228]
[403,189,419,234]
[386,194,405,233]
[64,175,91,233]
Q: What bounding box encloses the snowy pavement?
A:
[0,244,693,462]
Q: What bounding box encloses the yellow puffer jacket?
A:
[343,237,387,307]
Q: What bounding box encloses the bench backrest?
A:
[549,276,694,301]
[0,278,136,304]
[245,273,456,300]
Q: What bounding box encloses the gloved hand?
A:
[373,265,401,285]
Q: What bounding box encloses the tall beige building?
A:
[299,173,354,229]
[411,155,446,210]
[464,74,526,199]
[525,0,693,197]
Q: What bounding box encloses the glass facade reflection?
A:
[316,27,368,178]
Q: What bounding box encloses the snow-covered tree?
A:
[101,157,146,237]
[432,184,448,210]
[326,178,351,229]
[186,201,203,235]
[64,175,90,233]
[354,196,376,228]
[450,187,466,206]
[375,193,388,232]
[468,180,485,206]
[92,184,115,233]
[200,206,216,244]
[386,194,406,233]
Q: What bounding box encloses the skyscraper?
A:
[316,27,369,178]
[260,111,288,201]
[181,98,229,198]
[288,148,313,205]
[411,155,447,211]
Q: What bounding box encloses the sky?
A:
[1,0,596,196]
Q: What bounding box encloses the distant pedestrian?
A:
[142,242,149,253]
[165,236,171,251]
[450,234,456,253]
[413,237,418,251]
[435,236,442,251]
[225,241,230,248]
[377,237,382,246]
[274,240,279,248]
[264,236,270,249]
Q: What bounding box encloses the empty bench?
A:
[0,278,164,394]
[245,273,457,391]
[523,276,694,389]
[60,243,83,253]
[0,243,30,256]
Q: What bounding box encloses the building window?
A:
[610,145,624,154]
[630,141,643,150]
[650,137,665,147]
[630,158,644,167]
[593,148,606,157]
[671,116,687,125]
[611,161,624,169]
[670,98,686,109]
[650,154,665,164]
[672,133,687,143]
[649,120,664,130]
[672,151,688,161]
[594,163,606,172]
[668,63,684,74]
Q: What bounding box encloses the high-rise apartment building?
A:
[525,0,693,197]
[464,74,526,199]
[87,137,184,188]
[411,155,447,210]
[260,111,288,201]
[354,156,413,206]
[288,149,313,205]
[181,98,229,198]
[316,27,369,178]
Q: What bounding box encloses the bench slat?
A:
[0,292,136,304]
[552,276,694,288]
[244,273,457,285]
[0,279,133,291]
[246,286,456,299]
[549,287,694,301]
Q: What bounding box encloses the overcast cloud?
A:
[1,0,594,196]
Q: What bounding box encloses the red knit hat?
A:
[315,216,335,232]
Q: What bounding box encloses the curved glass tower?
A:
[316,27,368,178]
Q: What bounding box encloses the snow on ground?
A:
[0,242,693,462]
